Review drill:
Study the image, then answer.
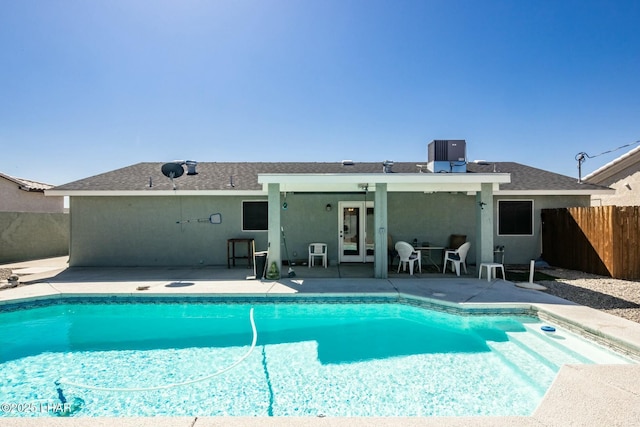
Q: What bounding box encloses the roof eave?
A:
[18,185,46,193]
[258,172,511,192]
[495,189,615,196]
[1,173,51,192]
[45,190,267,197]
[583,145,640,184]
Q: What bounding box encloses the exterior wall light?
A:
[326,204,332,212]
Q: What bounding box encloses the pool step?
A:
[504,329,588,371]
[520,324,632,365]
[488,328,584,388]
[486,325,606,393]
[488,323,634,395]
[487,340,556,394]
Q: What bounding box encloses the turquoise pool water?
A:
[0,300,634,417]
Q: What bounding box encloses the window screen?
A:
[498,200,533,235]
[242,201,268,231]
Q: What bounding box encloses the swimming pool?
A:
[0,297,635,417]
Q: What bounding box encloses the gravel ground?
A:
[0,268,11,281]
[537,268,640,324]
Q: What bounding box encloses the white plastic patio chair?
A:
[308,243,327,268]
[443,241,471,276]
[395,241,422,275]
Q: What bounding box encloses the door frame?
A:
[338,201,374,263]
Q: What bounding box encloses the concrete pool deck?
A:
[2,257,640,426]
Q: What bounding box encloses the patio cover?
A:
[258,172,511,278]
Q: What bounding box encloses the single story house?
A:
[1,172,68,263]
[583,144,640,206]
[47,143,612,279]
[0,172,64,213]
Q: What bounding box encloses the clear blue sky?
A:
[2,0,639,185]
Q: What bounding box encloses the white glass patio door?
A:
[338,201,374,263]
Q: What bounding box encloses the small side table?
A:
[227,238,254,268]
[415,246,444,272]
[479,263,505,281]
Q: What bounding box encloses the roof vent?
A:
[382,160,394,173]
[342,160,354,166]
[185,160,198,175]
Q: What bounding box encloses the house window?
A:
[498,200,533,236]
[242,201,268,231]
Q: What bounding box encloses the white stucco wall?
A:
[591,168,640,206]
[0,178,64,213]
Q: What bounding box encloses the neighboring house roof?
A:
[0,172,54,192]
[47,161,611,196]
[583,144,640,186]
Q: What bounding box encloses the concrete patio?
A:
[2,257,640,426]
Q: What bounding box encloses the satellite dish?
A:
[161,162,185,190]
[161,162,184,179]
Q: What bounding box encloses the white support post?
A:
[476,183,495,268]
[267,183,281,277]
[374,183,388,279]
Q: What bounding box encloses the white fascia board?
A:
[258,173,510,192]
[494,189,615,196]
[274,182,502,193]
[277,183,370,193]
[394,182,502,192]
[45,190,266,197]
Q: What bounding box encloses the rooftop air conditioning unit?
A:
[427,140,467,173]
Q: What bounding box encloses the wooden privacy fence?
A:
[541,206,640,280]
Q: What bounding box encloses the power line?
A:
[575,139,640,183]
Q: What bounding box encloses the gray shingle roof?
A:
[50,161,608,193]
[466,162,606,191]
